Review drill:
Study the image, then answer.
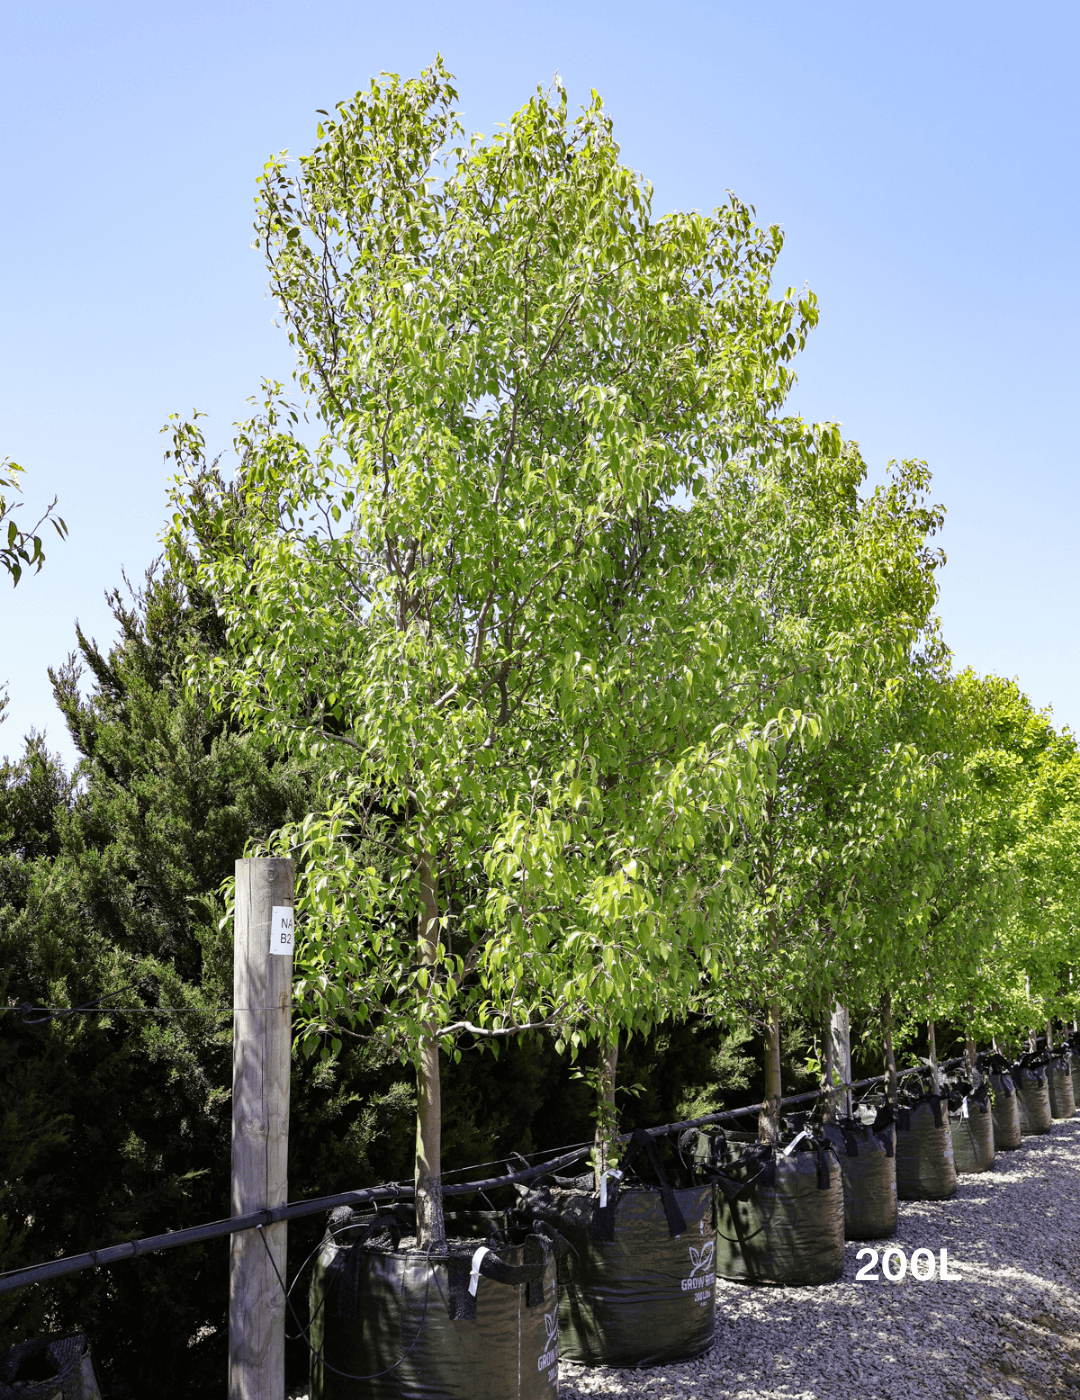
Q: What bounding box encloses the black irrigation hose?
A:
[0,1053,970,1299]
[0,1145,590,1298]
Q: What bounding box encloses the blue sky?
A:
[2,1,1077,764]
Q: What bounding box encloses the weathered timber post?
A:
[829,1004,852,1119]
[230,857,294,1400]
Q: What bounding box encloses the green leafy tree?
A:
[688,447,947,1134]
[169,61,822,1243]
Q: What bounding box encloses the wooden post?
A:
[230,857,294,1400]
[829,1004,852,1119]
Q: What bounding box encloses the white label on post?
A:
[270,905,294,956]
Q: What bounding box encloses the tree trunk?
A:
[965,1001,977,1082]
[415,850,445,1249]
[592,1038,620,1186]
[1046,1020,1054,1053]
[882,990,898,1107]
[829,1004,852,1119]
[822,1008,837,1122]
[759,1000,782,1144]
[927,1018,940,1094]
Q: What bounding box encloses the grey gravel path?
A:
[561,1117,1080,1400]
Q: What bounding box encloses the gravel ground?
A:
[562,1116,1080,1400]
[290,1118,1080,1399]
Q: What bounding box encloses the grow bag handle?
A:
[591,1128,687,1242]
[445,1230,558,1318]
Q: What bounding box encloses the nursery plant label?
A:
[270,905,294,956]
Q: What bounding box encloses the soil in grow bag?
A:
[884,1093,956,1201]
[946,1084,994,1174]
[309,1208,562,1400]
[1012,1055,1052,1134]
[1046,1053,1076,1119]
[820,1119,897,1240]
[980,1053,1021,1150]
[520,1128,716,1369]
[684,1124,844,1286]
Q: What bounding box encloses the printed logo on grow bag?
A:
[537,1311,560,1373]
[682,1242,715,1292]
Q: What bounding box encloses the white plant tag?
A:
[961,1098,970,1119]
[468,1245,491,1296]
[269,905,294,956]
[598,1168,622,1207]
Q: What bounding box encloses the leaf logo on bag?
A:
[687,1242,714,1278]
[683,1241,715,1292]
[537,1310,560,1372]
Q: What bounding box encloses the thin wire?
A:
[4,1005,271,1019]
[439,1140,595,1180]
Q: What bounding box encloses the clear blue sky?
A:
[2,1,1077,765]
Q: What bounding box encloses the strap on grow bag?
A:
[335,1214,406,1319]
[591,1128,687,1242]
[821,1123,859,1158]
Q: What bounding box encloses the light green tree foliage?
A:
[688,449,947,1133]
[851,668,999,1079]
[169,62,823,1242]
[938,673,1080,1049]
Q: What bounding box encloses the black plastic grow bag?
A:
[821,1120,897,1241]
[887,1094,956,1201]
[686,1126,844,1285]
[947,1086,994,1174]
[521,1130,716,1368]
[1046,1053,1076,1119]
[1070,1046,1080,1109]
[980,1054,1021,1150]
[309,1209,561,1400]
[0,1334,102,1400]
[1012,1057,1052,1134]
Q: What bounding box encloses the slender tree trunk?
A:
[822,1008,837,1122]
[1046,1020,1054,1054]
[965,1001,977,1082]
[924,967,939,1093]
[415,850,445,1249]
[759,999,782,1144]
[592,1038,620,1186]
[882,989,898,1107]
[830,1004,852,1119]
